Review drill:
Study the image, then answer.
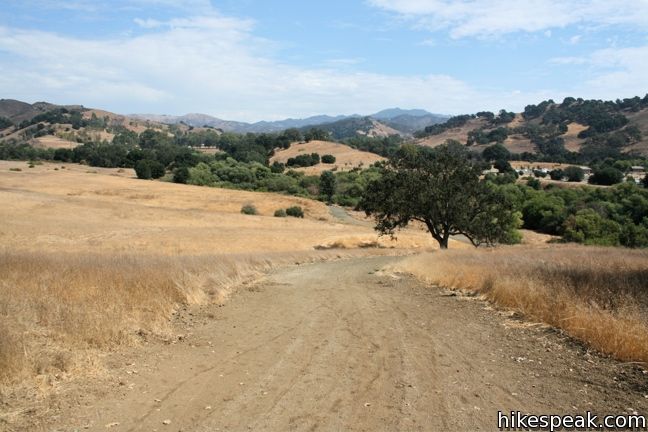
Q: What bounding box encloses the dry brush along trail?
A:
[36,257,648,431]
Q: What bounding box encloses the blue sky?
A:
[1,0,647,121]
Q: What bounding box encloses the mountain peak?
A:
[371,108,434,120]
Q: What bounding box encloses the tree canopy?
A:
[360,142,520,249]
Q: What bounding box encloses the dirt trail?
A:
[44,257,647,431]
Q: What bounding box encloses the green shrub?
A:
[173,166,190,184]
[135,159,166,180]
[526,177,541,190]
[241,204,258,215]
[321,154,336,164]
[563,166,585,182]
[589,167,623,185]
[135,160,152,179]
[148,161,166,179]
[285,206,304,218]
[274,209,287,217]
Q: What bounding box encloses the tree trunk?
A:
[439,236,449,249]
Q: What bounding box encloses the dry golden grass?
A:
[415,117,488,148]
[33,135,78,149]
[0,249,377,387]
[270,140,385,175]
[393,245,648,364]
[0,161,437,391]
[563,122,587,152]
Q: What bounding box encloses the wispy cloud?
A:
[367,0,648,38]
[0,9,555,120]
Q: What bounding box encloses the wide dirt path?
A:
[54,256,647,431]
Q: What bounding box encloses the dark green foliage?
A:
[173,166,190,184]
[303,128,329,142]
[417,114,474,137]
[270,161,285,173]
[549,169,564,181]
[19,108,87,130]
[319,171,336,203]
[321,154,336,164]
[287,153,320,167]
[240,204,258,215]
[493,159,515,174]
[643,175,648,188]
[483,143,510,161]
[526,177,541,190]
[134,159,165,179]
[135,160,152,179]
[285,206,304,218]
[476,111,494,121]
[148,160,165,179]
[0,117,13,129]
[521,194,567,234]
[501,181,648,247]
[274,209,287,217]
[343,135,403,157]
[492,110,516,125]
[523,100,553,120]
[589,167,623,185]
[360,143,521,249]
[563,166,585,182]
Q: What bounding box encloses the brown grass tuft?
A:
[394,245,648,364]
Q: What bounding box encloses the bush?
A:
[483,143,510,161]
[274,209,287,217]
[135,159,165,180]
[134,160,151,179]
[285,206,304,218]
[172,166,190,184]
[563,166,585,182]
[526,177,541,190]
[549,169,564,181]
[240,204,258,215]
[321,154,336,164]
[589,167,623,185]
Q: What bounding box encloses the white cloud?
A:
[550,44,648,99]
[569,34,582,44]
[0,11,555,120]
[367,0,648,38]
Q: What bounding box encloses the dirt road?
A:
[48,256,647,431]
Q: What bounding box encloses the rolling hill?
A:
[0,99,184,150]
[270,140,385,174]
[414,96,648,159]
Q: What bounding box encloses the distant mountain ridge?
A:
[130,108,449,136]
[0,99,84,124]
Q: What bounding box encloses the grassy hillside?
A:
[0,100,184,151]
[301,117,402,140]
[414,96,648,161]
[270,140,385,174]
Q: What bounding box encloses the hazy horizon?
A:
[1,0,647,122]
